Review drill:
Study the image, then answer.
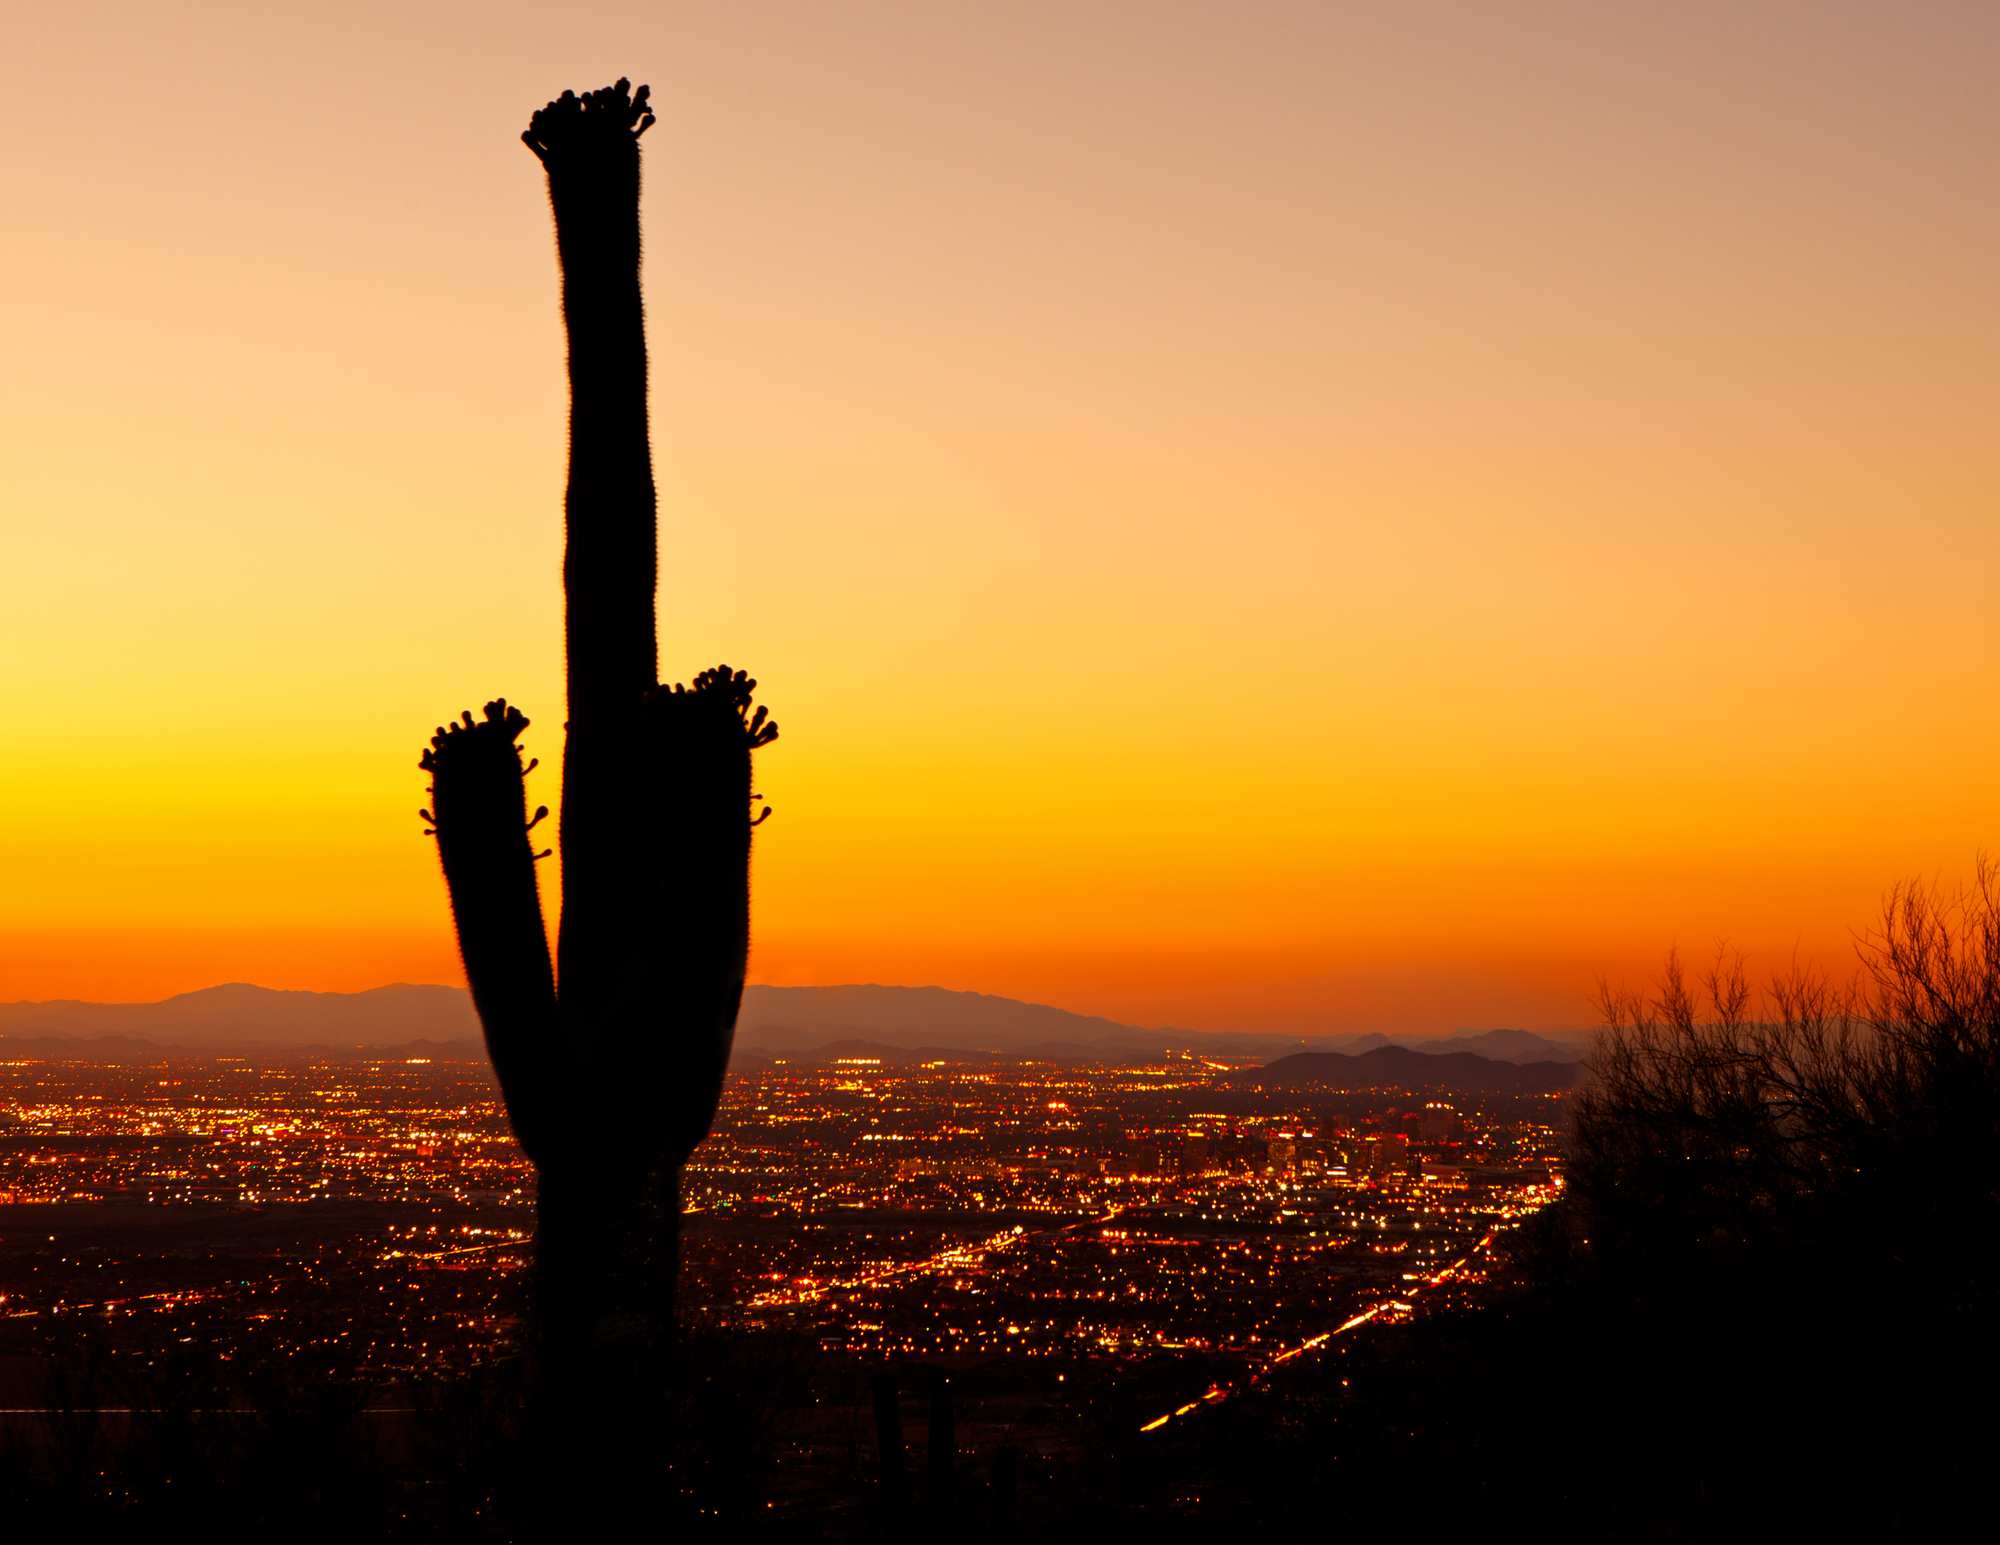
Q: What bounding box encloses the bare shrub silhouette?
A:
[420,79,776,1362]
[1555,867,2000,1535]
[1579,867,2000,1286]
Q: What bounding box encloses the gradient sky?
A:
[5,2,1998,1032]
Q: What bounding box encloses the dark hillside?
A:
[1229,1045,1581,1093]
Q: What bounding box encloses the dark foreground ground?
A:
[2,1202,1991,1541]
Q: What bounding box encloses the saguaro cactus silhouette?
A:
[419,80,775,1358]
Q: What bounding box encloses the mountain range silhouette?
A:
[0,982,1586,1064]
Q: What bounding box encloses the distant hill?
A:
[0,1036,487,1065]
[1228,1046,1583,1094]
[733,985,1200,1053]
[0,984,476,1048]
[1342,1028,1588,1065]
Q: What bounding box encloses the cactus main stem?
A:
[535,81,662,1119]
[524,80,673,1352]
[533,1165,680,1355]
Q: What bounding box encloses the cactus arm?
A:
[637,666,778,1167]
[421,700,565,1168]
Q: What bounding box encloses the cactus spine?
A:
[420,80,775,1359]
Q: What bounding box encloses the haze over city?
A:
[10,3,1999,1034]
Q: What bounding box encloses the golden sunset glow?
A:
[6,3,1999,1030]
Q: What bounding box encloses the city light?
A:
[0,1055,1563,1378]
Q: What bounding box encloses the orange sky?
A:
[5,3,1999,1032]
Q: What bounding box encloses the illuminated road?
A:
[1137,1199,1547,1434]
[6,1286,207,1319]
[744,1203,1128,1312]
